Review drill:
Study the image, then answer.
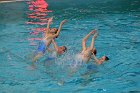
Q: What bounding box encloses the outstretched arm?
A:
[45,17,53,34]
[90,32,98,50]
[52,39,59,52]
[51,20,67,38]
[82,30,96,51]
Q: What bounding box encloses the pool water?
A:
[0,0,140,93]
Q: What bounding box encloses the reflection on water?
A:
[26,0,52,45]
[26,0,51,25]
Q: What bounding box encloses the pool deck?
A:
[0,0,30,3]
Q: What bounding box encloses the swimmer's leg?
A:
[32,41,46,62]
[32,52,43,62]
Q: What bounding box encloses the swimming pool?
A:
[0,0,140,93]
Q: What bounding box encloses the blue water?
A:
[0,0,140,93]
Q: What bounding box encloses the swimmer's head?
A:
[91,48,97,55]
[58,46,67,54]
[50,28,58,34]
[100,56,109,62]
[105,56,109,61]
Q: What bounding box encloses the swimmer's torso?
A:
[78,48,92,63]
[42,33,54,46]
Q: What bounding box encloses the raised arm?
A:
[45,17,53,34]
[51,20,67,38]
[82,30,96,51]
[90,32,98,50]
[52,39,59,52]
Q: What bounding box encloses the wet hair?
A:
[56,35,58,38]
[63,46,67,52]
[54,28,58,34]
[51,28,58,38]
[51,28,58,34]
[92,49,97,56]
[93,49,97,55]
[105,56,109,61]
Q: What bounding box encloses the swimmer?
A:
[43,17,67,49]
[69,30,97,75]
[32,17,67,62]
[51,39,67,56]
[77,29,109,65]
[76,30,98,63]
[92,53,109,65]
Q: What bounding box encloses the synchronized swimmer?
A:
[32,17,67,62]
[77,30,109,65]
[32,17,109,66]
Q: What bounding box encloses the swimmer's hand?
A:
[90,30,96,34]
[48,17,53,23]
[61,19,67,24]
[93,32,98,38]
